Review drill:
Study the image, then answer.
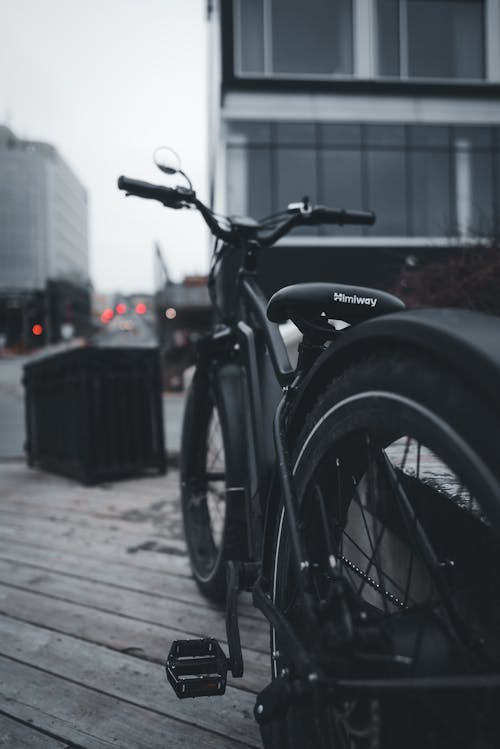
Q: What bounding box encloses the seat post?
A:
[290,337,327,387]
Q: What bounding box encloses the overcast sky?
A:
[0,0,209,293]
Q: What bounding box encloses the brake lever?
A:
[287,196,312,215]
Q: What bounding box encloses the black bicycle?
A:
[119,150,500,749]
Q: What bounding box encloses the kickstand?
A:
[226,560,244,677]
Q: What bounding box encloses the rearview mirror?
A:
[154,146,181,175]
[153,146,193,190]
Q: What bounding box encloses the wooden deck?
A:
[0,461,268,748]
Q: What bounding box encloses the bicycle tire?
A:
[181,363,247,603]
[269,351,500,749]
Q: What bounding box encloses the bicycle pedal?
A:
[166,638,228,698]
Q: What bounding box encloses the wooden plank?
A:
[0,479,182,517]
[0,462,179,500]
[0,508,188,555]
[0,526,192,578]
[0,463,184,550]
[0,515,187,562]
[0,656,254,749]
[0,540,260,619]
[0,615,261,747]
[0,465,182,524]
[0,584,270,694]
[0,481,183,520]
[0,560,268,653]
[0,713,70,748]
[0,539,189,594]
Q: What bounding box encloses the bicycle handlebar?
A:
[194,199,233,242]
[257,207,375,246]
[117,176,376,245]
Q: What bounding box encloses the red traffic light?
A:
[101,308,114,323]
[135,302,147,315]
[32,324,43,336]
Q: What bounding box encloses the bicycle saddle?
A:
[267,283,405,339]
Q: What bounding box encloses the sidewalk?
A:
[0,460,267,748]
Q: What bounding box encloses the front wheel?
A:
[181,362,248,604]
[271,352,500,749]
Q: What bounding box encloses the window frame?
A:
[377,0,486,82]
[233,0,355,79]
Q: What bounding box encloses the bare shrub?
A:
[393,240,500,315]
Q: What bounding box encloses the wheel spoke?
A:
[400,436,412,471]
[403,494,420,608]
[381,452,469,647]
[380,452,440,575]
[357,524,388,604]
[359,435,390,613]
[207,442,224,469]
[314,483,339,566]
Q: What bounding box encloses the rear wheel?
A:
[181,364,247,603]
[271,353,500,749]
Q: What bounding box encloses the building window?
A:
[376,0,485,79]
[234,0,353,76]
[226,121,500,238]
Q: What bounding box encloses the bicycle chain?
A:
[339,554,407,610]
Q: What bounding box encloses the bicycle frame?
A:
[203,252,290,546]
[203,241,332,641]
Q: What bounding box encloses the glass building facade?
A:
[208,0,500,281]
[226,121,500,238]
[0,126,88,291]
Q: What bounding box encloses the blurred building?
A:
[207,0,500,295]
[0,125,90,347]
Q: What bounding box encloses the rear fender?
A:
[260,307,500,581]
[287,307,500,443]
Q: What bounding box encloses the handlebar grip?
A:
[310,207,376,226]
[117,176,153,193]
[117,176,192,207]
[339,209,376,226]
